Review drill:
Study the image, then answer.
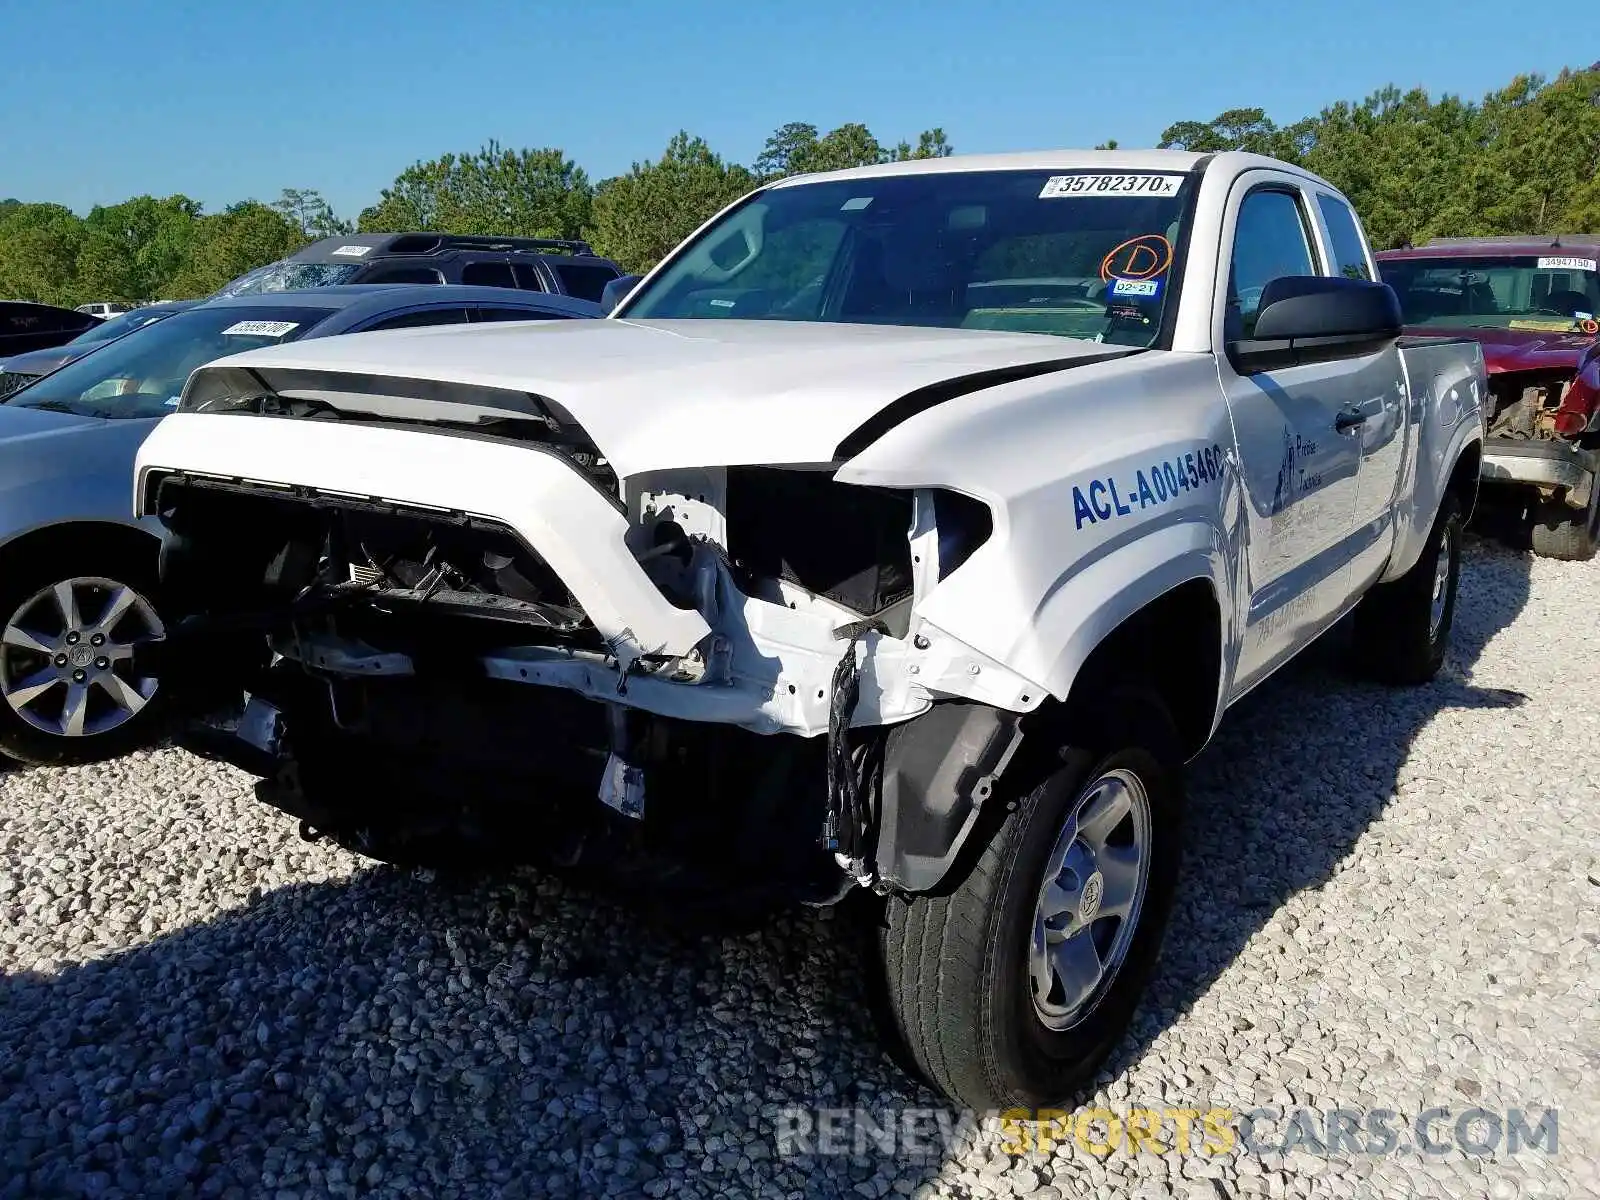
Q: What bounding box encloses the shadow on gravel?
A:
[1108,535,1536,1078]
[0,857,933,1198]
[0,542,1536,1200]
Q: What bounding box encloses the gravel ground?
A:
[2,534,1597,1200]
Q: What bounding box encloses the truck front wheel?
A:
[873,691,1183,1109]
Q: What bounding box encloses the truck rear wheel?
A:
[1353,493,1462,685]
[872,691,1183,1109]
[1528,499,1598,562]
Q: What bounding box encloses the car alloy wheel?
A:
[0,576,165,738]
[1029,766,1152,1031]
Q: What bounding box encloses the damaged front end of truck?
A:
[133,358,1054,908]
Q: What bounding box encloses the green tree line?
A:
[2,64,1594,309]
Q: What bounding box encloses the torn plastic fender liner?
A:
[132,412,710,667]
[874,701,1024,893]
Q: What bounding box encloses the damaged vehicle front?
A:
[133,152,1483,1109]
[1377,236,1600,559]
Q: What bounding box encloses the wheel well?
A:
[1048,578,1222,762]
[0,522,161,589]
[1449,439,1481,522]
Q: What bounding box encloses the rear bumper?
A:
[1481,438,1597,509]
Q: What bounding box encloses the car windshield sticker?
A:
[1100,234,1173,283]
[1537,256,1597,272]
[331,245,373,258]
[1508,318,1579,333]
[1072,443,1226,530]
[1109,277,1162,299]
[220,320,299,337]
[1039,174,1184,199]
[840,197,873,211]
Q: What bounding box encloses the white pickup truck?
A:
[133,150,1485,1110]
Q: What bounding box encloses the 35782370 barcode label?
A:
[1039,174,1184,199]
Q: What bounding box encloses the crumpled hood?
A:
[182,318,1128,475]
[1403,324,1597,375]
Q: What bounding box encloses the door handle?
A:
[1334,407,1368,432]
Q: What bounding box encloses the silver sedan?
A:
[0,284,599,764]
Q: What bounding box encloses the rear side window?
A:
[553,263,623,302]
[362,308,471,330]
[512,263,547,292]
[361,265,446,285]
[1316,194,1373,281]
[1227,189,1318,337]
[461,261,517,288]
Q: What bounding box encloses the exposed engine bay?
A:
[1486,370,1597,444]
[137,393,1035,904]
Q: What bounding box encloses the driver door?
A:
[1219,177,1364,695]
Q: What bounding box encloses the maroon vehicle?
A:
[1375,236,1600,560]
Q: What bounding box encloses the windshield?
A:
[65,307,175,345]
[1379,254,1600,331]
[4,304,333,419]
[622,168,1195,346]
[212,260,362,298]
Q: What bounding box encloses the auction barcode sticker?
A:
[1040,173,1184,199]
[331,244,373,257]
[1538,256,1597,272]
[220,320,299,337]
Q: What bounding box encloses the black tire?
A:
[1528,500,1598,562]
[0,541,166,765]
[873,690,1184,1109]
[1352,493,1463,686]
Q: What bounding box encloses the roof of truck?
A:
[768,148,1342,197]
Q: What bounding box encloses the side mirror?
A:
[599,274,643,316]
[1228,275,1402,375]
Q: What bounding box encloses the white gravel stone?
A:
[1,536,1596,1199]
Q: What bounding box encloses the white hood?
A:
[182,318,1124,475]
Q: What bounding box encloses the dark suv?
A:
[212,233,624,303]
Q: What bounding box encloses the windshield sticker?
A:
[1039,173,1184,199]
[1109,277,1162,299]
[1508,318,1578,333]
[1100,234,1173,283]
[708,298,736,308]
[1537,256,1596,272]
[840,196,873,211]
[331,244,373,257]
[1072,443,1226,530]
[220,320,299,337]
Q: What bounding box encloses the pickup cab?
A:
[132,150,1485,1110]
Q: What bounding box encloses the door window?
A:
[1315,195,1373,281]
[361,265,446,285]
[1227,189,1318,338]
[461,261,517,288]
[471,307,567,322]
[362,307,471,330]
[511,263,547,292]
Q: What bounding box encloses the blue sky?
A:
[0,0,1582,221]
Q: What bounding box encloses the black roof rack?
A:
[304,232,598,258]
